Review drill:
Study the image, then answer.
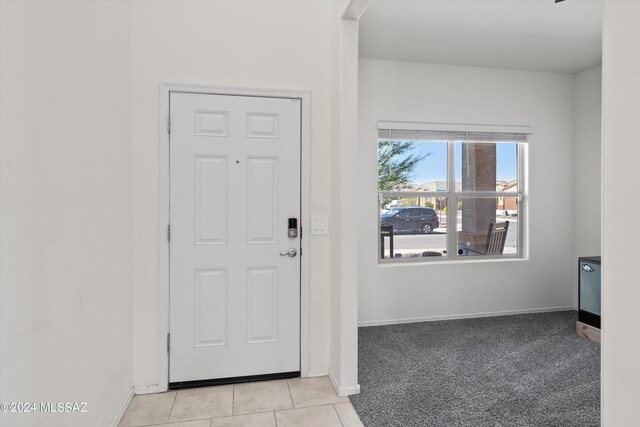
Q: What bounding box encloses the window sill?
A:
[378,255,528,268]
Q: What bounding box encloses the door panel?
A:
[397,210,410,232]
[194,156,228,245]
[169,92,301,383]
[246,267,278,343]
[194,269,228,347]
[246,156,278,243]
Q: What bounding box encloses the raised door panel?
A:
[247,112,279,139]
[246,267,278,344]
[194,269,228,347]
[246,156,278,244]
[194,155,228,245]
[195,110,229,137]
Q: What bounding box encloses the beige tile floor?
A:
[119,376,364,427]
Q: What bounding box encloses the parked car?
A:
[386,199,404,209]
[380,206,440,234]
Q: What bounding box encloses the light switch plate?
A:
[311,216,328,235]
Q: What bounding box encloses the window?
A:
[378,122,530,262]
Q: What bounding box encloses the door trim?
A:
[158,82,311,392]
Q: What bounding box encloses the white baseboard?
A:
[308,369,329,378]
[338,383,361,396]
[328,369,340,394]
[110,387,134,427]
[134,384,160,395]
[358,306,575,327]
[328,369,361,397]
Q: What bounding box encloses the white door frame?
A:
[158,82,311,392]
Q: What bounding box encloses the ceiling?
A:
[359,0,603,74]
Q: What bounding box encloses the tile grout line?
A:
[273,410,279,427]
[218,408,284,418]
[273,404,343,427]
[232,384,235,416]
[158,415,212,423]
[285,379,296,409]
[166,390,178,424]
[333,403,346,427]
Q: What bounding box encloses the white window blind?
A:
[377,121,532,143]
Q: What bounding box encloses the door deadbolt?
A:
[288,218,298,238]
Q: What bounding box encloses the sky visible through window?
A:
[401,141,517,184]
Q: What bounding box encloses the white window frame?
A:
[377,122,531,264]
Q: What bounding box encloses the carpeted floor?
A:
[351,311,600,427]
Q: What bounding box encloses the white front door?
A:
[169,92,301,383]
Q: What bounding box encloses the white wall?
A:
[131,0,336,388]
[573,66,602,264]
[601,2,640,424]
[329,4,360,396]
[0,2,133,426]
[358,58,577,325]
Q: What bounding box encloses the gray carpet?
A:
[351,311,600,427]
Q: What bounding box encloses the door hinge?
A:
[167,333,171,352]
[167,224,171,242]
[167,115,171,134]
